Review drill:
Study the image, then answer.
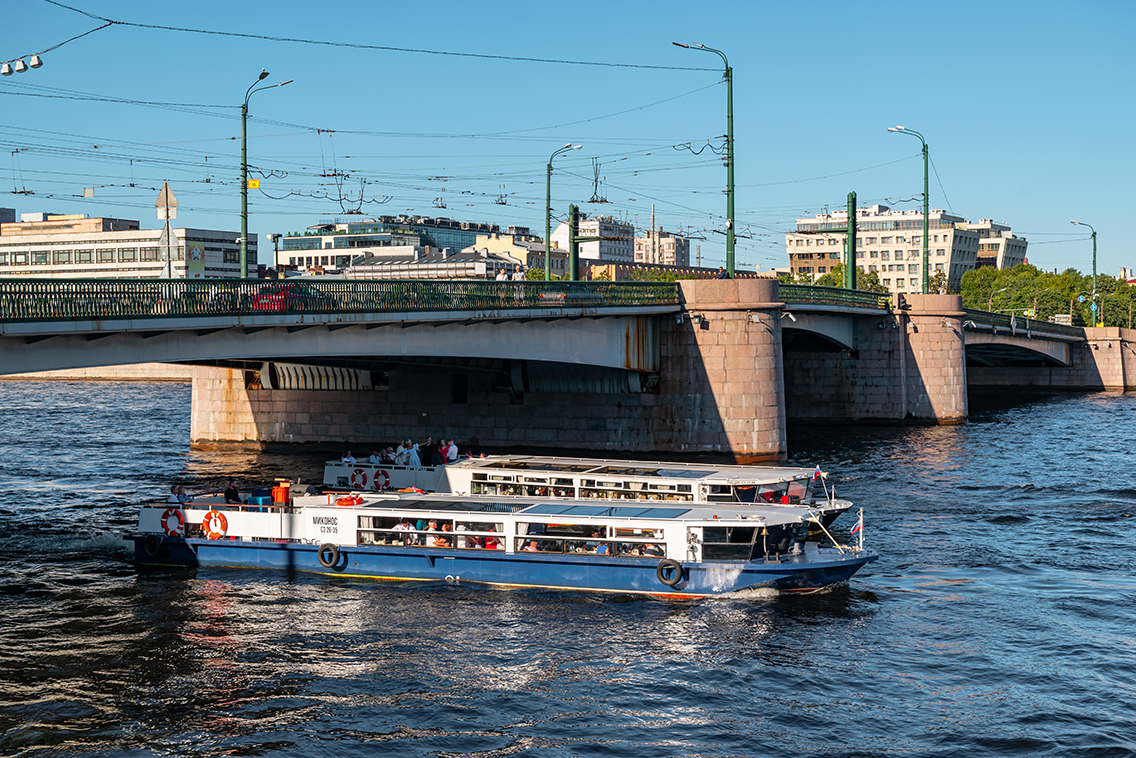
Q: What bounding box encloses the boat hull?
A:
[127,535,876,597]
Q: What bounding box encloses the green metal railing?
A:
[0,278,680,323]
[962,308,1085,338]
[779,284,891,310]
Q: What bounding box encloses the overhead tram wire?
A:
[41,0,716,71]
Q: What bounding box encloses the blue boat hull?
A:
[128,535,876,597]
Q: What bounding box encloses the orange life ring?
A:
[376,469,390,489]
[397,487,426,494]
[350,468,368,488]
[161,507,185,537]
[335,495,364,506]
[202,510,229,540]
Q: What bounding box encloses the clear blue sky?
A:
[2,0,1133,275]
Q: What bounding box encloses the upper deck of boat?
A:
[443,455,818,484]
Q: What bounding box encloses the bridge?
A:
[2,278,1131,460]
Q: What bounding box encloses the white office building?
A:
[551,214,635,264]
[786,205,1027,293]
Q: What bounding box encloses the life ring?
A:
[335,495,364,506]
[202,510,229,540]
[350,468,368,489]
[375,469,390,489]
[160,507,185,537]
[656,558,684,587]
[317,543,340,568]
[143,534,162,556]
[397,487,426,494]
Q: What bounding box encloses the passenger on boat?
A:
[643,543,664,557]
[368,450,383,464]
[433,522,453,548]
[454,522,468,548]
[341,451,356,465]
[392,516,415,544]
[224,480,242,504]
[408,443,421,469]
[522,540,540,552]
[394,441,408,466]
[484,535,500,550]
[167,485,180,504]
[176,486,193,504]
[445,440,458,463]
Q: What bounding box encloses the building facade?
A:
[634,228,691,267]
[786,205,1027,293]
[0,212,247,278]
[551,214,635,264]
[462,226,568,278]
[278,215,499,272]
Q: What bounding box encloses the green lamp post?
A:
[888,125,929,294]
[1071,219,1097,326]
[674,42,734,277]
[545,143,582,281]
[241,70,292,278]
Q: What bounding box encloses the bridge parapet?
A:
[0,278,678,323]
[961,307,1085,341]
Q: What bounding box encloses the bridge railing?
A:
[779,284,891,310]
[962,308,1085,338]
[0,278,680,323]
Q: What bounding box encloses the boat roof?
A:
[303,492,812,525]
[444,455,817,483]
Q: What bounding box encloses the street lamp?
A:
[241,70,292,278]
[545,143,582,281]
[674,42,734,277]
[1071,219,1097,326]
[888,125,929,294]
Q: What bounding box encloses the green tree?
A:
[806,263,889,293]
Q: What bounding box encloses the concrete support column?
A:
[664,279,786,461]
[896,294,967,423]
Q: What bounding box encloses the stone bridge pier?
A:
[191,279,789,461]
[783,293,967,424]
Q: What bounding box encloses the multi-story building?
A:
[278,215,499,271]
[461,226,568,278]
[551,214,635,264]
[634,228,691,267]
[786,205,1028,293]
[0,212,246,278]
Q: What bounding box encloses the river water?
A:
[0,380,1133,758]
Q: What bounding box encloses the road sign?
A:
[1090,303,1098,311]
[1078,295,1086,303]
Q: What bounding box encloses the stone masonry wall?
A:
[968,327,1136,391]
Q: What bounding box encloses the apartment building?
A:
[786,204,1027,293]
[551,214,635,264]
[0,212,246,278]
[634,228,691,267]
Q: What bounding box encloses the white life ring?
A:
[350,468,368,488]
[376,469,390,489]
[202,510,229,540]
[160,507,185,537]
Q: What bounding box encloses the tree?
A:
[803,263,889,293]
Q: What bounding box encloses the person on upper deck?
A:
[176,486,193,504]
[341,451,356,465]
[368,450,383,464]
[445,440,458,463]
[224,480,242,504]
[167,485,180,504]
[408,443,421,469]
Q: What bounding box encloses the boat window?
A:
[357,515,504,549]
[786,479,808,503]
[757,483,788,503]
[733,485,758,503]
[702,526,757,560]
[752,524,799,560]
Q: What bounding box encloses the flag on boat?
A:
[812,465,821,481]
[850,515,863,536]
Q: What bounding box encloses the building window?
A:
[0,252,8,265]
[870,251,878,259]
[223,250,238,263]
[140,247,160,262]
[936,249,946,256]
[881,251,890,260]
[910,278,918,288]
[818,266,827,273]
[884,278,891,286]
[13,252,27,264]
[869,265,878,272]
[54,251,71,264]
[77,250,92,263]
[936,263,944,271]
[908,264,918,273]
[118,248,138,262]
[882,236,892,243]
[33,252,48,264]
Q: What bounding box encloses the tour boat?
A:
[324,455,851,526]
[126,489,877,597]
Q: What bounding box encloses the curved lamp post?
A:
[545,143,582,281]
[887,125,929,294]
[1071,219,1097,326]
[241,70,292,278]
[674,42,734,277]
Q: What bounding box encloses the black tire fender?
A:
[317,543,340,569]
[142,534,162,557]
[656,558,684,587]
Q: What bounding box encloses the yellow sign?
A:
[247,179,260,189]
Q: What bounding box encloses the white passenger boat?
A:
[324,455,851,526]
[126,490,877,597]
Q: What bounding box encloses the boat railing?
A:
[515,536,666,558]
